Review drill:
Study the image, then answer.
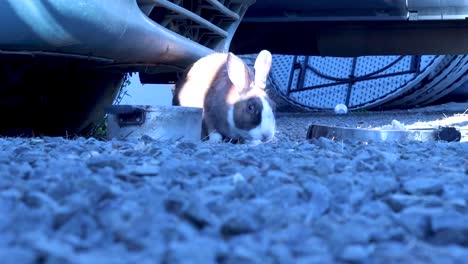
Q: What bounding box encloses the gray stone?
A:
[385,194,420,212]
[76,178,117,206]
[55,143,86,156]
[397,207,435,238]
[303,182,331,222]
[290,236,330,259]
[269,244,294,263]
[129,164,160,176]
[348,188,371,208]
[309,137,337,150]
[193,148,213,159]
[226,181,256,200]
[0,247,37,264]
[253,202,291,229]
[181,201,216,229]
[374,149,399,163]
[326,176,352,205]
[440,244,468,261]
[430,210,468,246]
[295,255,335,264]
[296,142,318,151]
[402,178,444,195]
[23,191,65,213]
[448,198,467,210]
[333,160,350,173]
[26,234,76,261]
[288,161,317,178]
[158,159,195,180]
[163,191,188,214]
[350,208,403,243]
[271,223,315,247]
[166,237,221,264]
[263,156,289,171]
[369,242,411,262]
[264,184,304,207]
[235,153,262,168]
[355,213,404,243]
[332,219,372,245]
[338,244,375,263]
[392,160,422,177]
[359,201,393,218]
[54,213,102,249]
[200,184,234,198]
[372,176,399,197]
[75,248,158,264]
[0,153,11,163]
[9,160,34,175]
[223,241,265,264]
[86,155,125,171]
[235,166,261,181]
[313,158,334,177]
[12,145,32,156]
[265,170,294,183]
[220,213,259,237]
[355,159,377,172]
[176,141,198,151]
[371,225,406,243]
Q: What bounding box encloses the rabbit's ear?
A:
[227,52,249,91]
[254,50,272,89]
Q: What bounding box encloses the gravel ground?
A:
[0,102,467,264]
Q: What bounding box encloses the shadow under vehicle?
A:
[0,0,253,136]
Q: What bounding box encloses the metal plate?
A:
[306,124,462,142]
[106,105,203,141]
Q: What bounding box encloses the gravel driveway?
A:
[0,102,467,263]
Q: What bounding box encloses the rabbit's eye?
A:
[248,104,255,112]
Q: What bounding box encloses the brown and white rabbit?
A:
[172,50,276,143]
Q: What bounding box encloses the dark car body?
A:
[231,0,468,57]
[0,0,253,74]
[1,0,467,78]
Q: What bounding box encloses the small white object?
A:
[390,120,407,130]
[232,172,245,184]
[208,132,223,143]
[380,120,408,130]
[334,104,348,114]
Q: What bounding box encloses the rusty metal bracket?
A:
[105,105,147,127]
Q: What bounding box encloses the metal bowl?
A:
[307,124,461,143]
